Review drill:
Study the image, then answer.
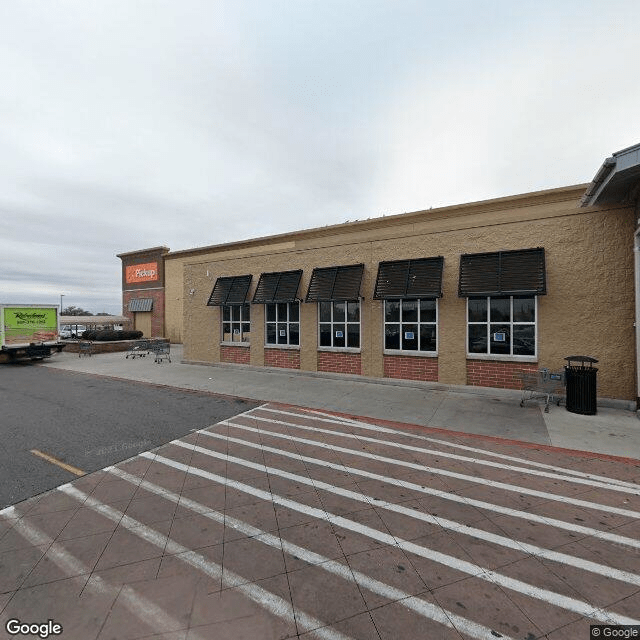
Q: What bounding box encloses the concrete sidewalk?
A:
[44,345,640,460]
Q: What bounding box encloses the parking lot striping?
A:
[262,406,640,491]
[29,449,86,477]
[57,484,355,640]
[171,437,640,588]
[141,451,639,626]
[106,465,517,640]
[234,412,640,496]
[215,419,640,520]
[0,503,20,517]
[0,506,207,640]
[192,425,640,551]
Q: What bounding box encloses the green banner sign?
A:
[3,307,58,345]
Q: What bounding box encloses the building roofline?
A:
[580,142,640,207]
[165,183,587,261]
[116,246,170,259]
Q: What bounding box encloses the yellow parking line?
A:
[30,449,86,477]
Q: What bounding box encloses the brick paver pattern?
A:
[1,403,639,639]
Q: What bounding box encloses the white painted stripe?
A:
[107,465,515,640]
[215,419,640,519]
[172,437,640,587]
[264,406,640,491]
[140,450,639,626]
[0,508,206,640]
[57,484,354,640]
[193,423,640,551]
[0,504,21,517]
[236,412,640,496]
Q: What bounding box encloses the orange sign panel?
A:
[126,262,159,283]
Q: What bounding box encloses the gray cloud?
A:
[1,0,639,314]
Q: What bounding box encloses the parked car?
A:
[59,326,73,339]
[59,324,87,339]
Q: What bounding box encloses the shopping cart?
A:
[78,341,93,358]
[516,368,565,412]
[151,340,171,364]
[125,339,151,359]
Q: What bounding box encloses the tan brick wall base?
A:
[317,351,362,375]
[383,355,438,382]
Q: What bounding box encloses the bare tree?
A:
[61,305,93,316]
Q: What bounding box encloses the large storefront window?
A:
[222,304,251,343]
[467,296,536,357]
[384,299,437,352]
[266,302,299,346]
[319,301,360,348]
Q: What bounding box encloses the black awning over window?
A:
[207,274,252,306]
[252,270,303,303]
[305,264,364,302]
[129,298,153,312]
[458,248,546,296]
[373,257,444,299]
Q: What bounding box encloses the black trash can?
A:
[564,356,598,415]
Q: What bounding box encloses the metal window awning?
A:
[305,264,364,302]
[458,248,546,297]
[373,257,444,299]
[129,298,154,312]
[207,275,253,306]
[252,270,302,304]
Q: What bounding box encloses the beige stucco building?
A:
[119,144,640,406]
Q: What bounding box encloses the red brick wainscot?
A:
[467,359,538,390]
[221,344,250,365]
[317,351,362,375]
[265,348,301,370]
[384,355,438,382]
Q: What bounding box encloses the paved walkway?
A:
[0,348,638,639]
[43,345,640,460]
[1,402,639,639]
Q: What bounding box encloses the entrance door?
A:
[134,312,152,337]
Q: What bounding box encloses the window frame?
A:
[220,303,251,344]
[466,295,538,361]
[265,301,300,349]
[382,298,438,356]
[317,299,361,352]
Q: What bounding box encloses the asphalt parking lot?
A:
[1,399,639,639]
[0,364,257,508]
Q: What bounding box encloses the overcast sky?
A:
[1,1,639,314]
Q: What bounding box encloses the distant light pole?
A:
[60,294,65,313]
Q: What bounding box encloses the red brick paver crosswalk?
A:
[1,402,639,639]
